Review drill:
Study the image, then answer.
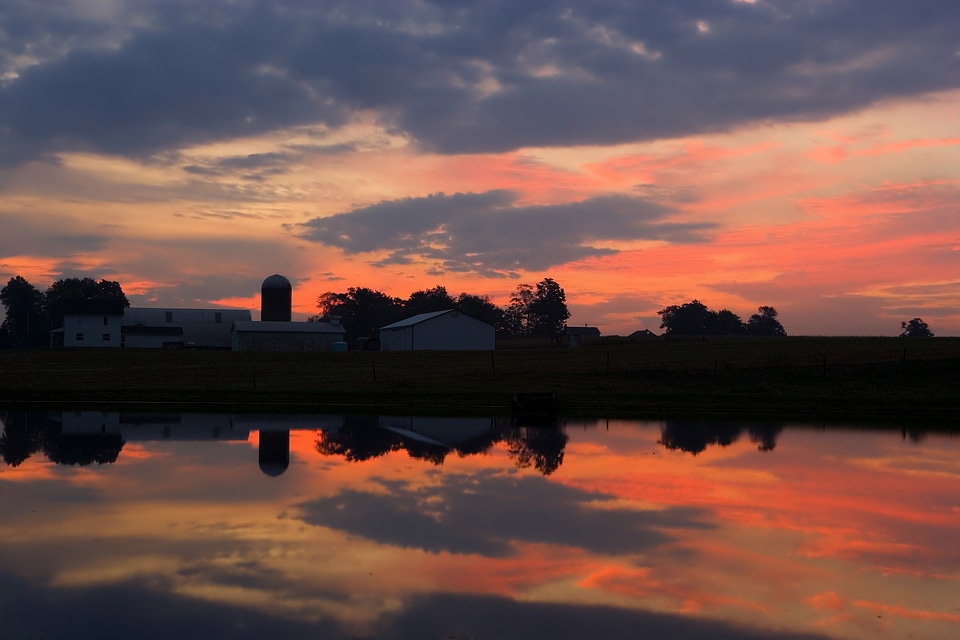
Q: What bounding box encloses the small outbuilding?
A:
[379,309,495,351]
[231,321,346,352]
[563,325,601,347]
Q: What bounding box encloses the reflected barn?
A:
[1,410,959,640]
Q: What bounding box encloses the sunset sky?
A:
[1,0,959,336]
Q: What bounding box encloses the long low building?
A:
[55,304,252,348]
[231,321,346,352]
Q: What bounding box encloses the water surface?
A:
[1,410,958,639]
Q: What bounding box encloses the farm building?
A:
[231,320,346,352]
[122,307,251,349]
[52,299,126,347]
[563,326,601,347]
[379,309,495,351]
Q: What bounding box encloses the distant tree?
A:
[504,283,535,338]
[404,285,456,317]
[316,287,404,344]
[715,309,746,335]
[527,278,570,338]
[1,276,47,347]
[455,293,506,334]
[657,300,716,335]
[42,277,129,331]
[745,306,786,336]
[900,318,933,338]
[504,278,570,338]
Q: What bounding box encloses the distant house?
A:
[53,300,126,348]
[563,326,601,347]
[231,320,346,352]
[629,329,659,339]
[379,309,495,351]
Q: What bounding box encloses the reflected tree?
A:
[659,422,742,455]
[506,426,568,475]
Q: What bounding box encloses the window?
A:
[103,333,111,341]
[215,312,222,323]
[76,333,84,341]
[103,316,109,325]
[165,311,173,322]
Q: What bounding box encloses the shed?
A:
[563,325,601,347]
[379,309,495,351]
[231,321,346,352]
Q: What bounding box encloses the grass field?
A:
[2,336,959,417]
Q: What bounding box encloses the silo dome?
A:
[261,274,292,322]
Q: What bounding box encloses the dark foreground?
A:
[1,336,959,416]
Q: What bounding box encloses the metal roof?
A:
[379,309,456,330]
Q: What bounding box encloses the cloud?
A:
[295,190,712,276]
[294,471,711,557]
[2,1,960,164]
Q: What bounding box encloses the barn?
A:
[379,309,495,351]
[231,320,346,352]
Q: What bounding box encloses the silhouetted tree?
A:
[315,287,404,344]
[659,422,742,455]
[658,300,716,335]
[505,426,567,475]
[745,306,786,336]
[42,277,129,331]
[1,276,47,347]
[0,411,48,466]
[504,278,570,338]
[716,309,746,335]
[404,285,456,317]
[900,318,933,338]
[315,415,403,461]
[455,293,506,335]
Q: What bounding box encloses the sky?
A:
[1,0,959,336]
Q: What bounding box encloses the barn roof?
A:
[380,309,493,330]
[380,309,456,329]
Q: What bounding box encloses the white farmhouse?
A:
[53,300,126,347]
[379,309,495,351]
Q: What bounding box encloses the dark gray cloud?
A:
[294,190,712,276]
[2,0,959,164]
[295,471,711,556]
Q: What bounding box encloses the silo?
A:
[261,274,292,321]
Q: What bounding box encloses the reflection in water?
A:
[1,409,959,640]
[659,421,784,454]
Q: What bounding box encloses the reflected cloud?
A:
[294,471,711,557]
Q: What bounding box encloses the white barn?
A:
[123,307,251,349]
[379,309,495,351]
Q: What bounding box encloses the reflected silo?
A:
[261,274,292,322]
[258,430,290,477]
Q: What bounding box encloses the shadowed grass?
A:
[1,336,958,416]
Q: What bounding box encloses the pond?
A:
[1,409,958,639]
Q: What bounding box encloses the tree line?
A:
[312,277,571,344]
[0,276,129,348]
[657,300,787,336]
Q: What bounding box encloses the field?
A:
[2,336,959,418]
